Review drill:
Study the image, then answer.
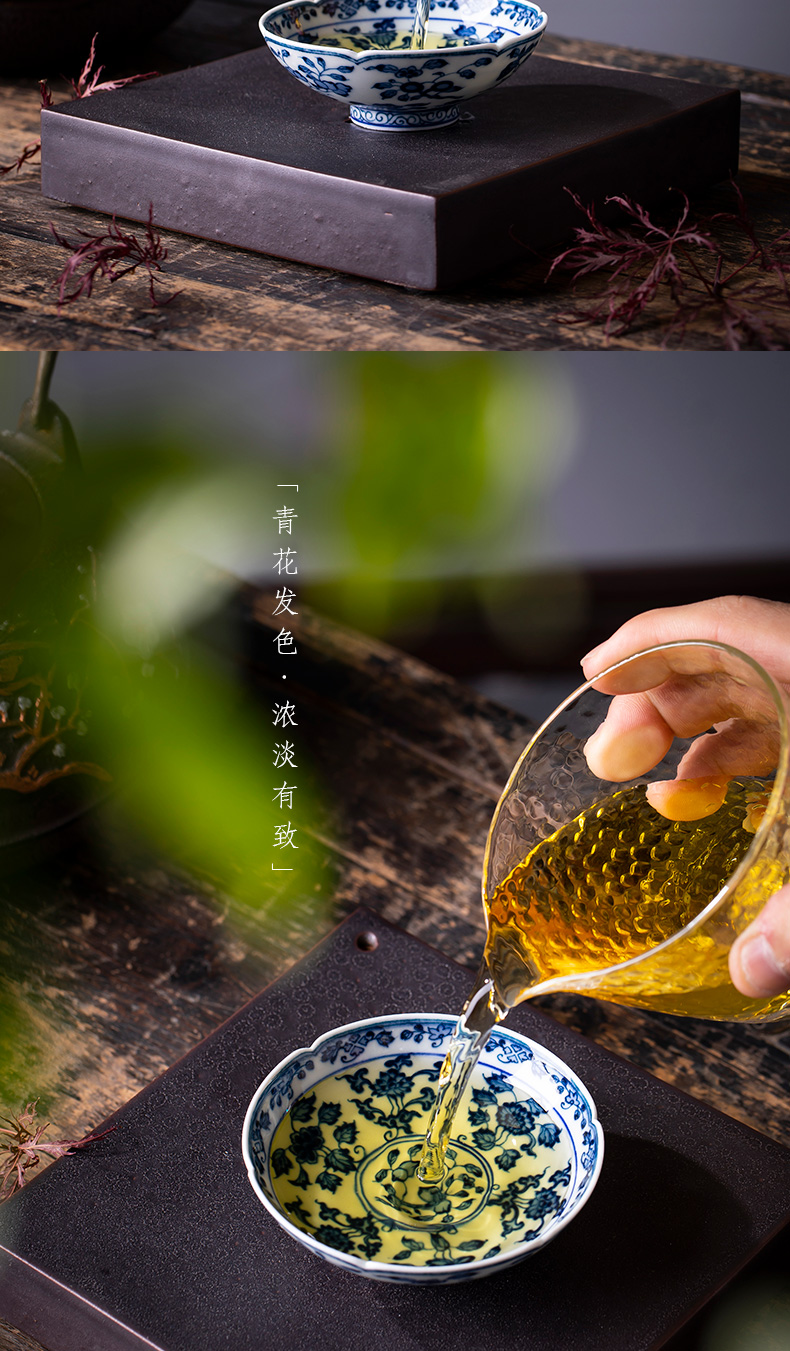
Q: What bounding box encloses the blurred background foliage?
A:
[306,353,576,640]
[0,350,788,1156]
[0,351,576,1123]
[72,353,575,645]
[2,348,788,918]
[5,350,786,677]
[0,352,576,915]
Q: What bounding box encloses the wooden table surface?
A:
[1,0,789,350]
[3,584,790,1348]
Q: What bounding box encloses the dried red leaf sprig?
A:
[1,139,43,177]
[548,191,715,336]
[548,184,790,350]
[1,34,156,178]
[50,205,180,309]
[0,1101,113,1202]
[65,32,156,101]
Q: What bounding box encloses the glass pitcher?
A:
[482,641,790,1022]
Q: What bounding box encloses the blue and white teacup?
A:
[259,0,548,131]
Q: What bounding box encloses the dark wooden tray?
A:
[40,47,740,289]
[2,907,789,1351]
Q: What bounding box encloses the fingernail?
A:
[582,724,603,771]
[737,932,790,998]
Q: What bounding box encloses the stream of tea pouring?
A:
[413,637,790,1190]
[410,0,492,49]
[417,968,507,1182]
[411,0,430,48]
[416,772,772,1185]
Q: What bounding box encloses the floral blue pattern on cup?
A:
[242,1013,603,1284]
[259,0,548,130]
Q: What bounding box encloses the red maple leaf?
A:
[0,1100,114,1202]
[1,33,157,178]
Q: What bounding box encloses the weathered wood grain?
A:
[0,1318,51,1351]
[540,33,790,107]
[238,591,790,1150]
[3,587,790,1159]
[3,586,790,1347]
[1,177,785,352]
[1,9,788,349]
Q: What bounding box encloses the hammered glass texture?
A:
[483,644,790,1022]
[486,693,689,892]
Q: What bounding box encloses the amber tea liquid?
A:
[419,777,783,1182]
[483,777,788,1018]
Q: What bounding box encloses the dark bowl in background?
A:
[0,0,193,75]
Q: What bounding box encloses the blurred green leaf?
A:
[84,634,320,914]
[312,353,575,636]
[96,467,271,653]
[0,981,51,1120]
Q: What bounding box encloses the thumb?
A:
[729,886,790,998]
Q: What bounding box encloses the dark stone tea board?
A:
[40,48,740,289]
[2,908,789,1351]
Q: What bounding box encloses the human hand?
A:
[579,595,790,999]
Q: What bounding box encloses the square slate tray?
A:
[40,47,740,289]
[2,908,789,1351]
